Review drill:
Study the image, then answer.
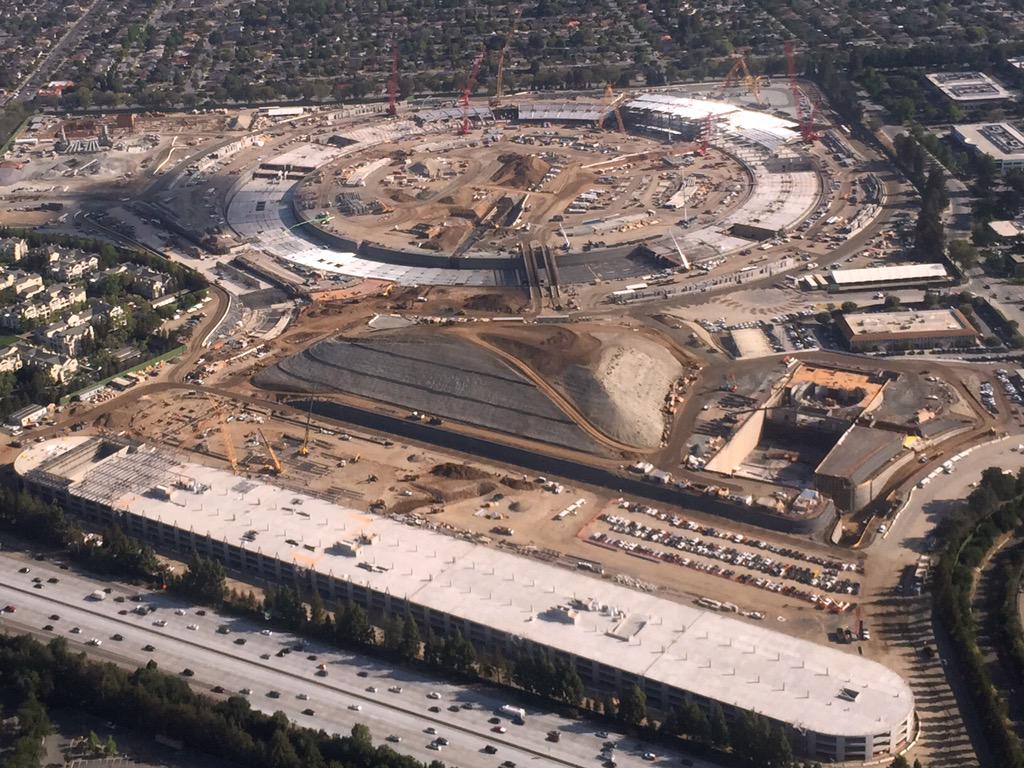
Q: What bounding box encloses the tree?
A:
[708,700,729,747]
[335,601,373,645]
[398,610,421,661]
[948,239,978,268]
[889,757,910,768]
[884,294,902,309]
[679,701,712,745]
[815,310,832,325]
[617,684,647,727]
[841,301,858,312]
[175,552,227,604]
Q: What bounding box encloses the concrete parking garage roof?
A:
[17,436,914,739]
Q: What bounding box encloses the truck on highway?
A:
[89,590,107,601]
[498,704,526,722]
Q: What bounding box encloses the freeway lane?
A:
[0,554,718,768]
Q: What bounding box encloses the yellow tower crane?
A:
[490,8,522,107]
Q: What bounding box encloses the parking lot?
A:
[584,499,863,615]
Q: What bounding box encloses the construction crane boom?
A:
[699,111,714,155]
[205,393,238,473]
[299,401,314,457]
[722,52,763,103]
[784,41,818,143]
[491,9,521,107]
[459,50,486,135]
[386,45,399,117]
[258,428,283,475]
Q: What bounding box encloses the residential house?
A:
[15,343,79,383]
[0,238,28,263]
[50,252,99,282]
[128,265,173,299]
[42,283,87,315]
[12,271,44,297]
[34,320,94,357]
[87,298,126,327]
[0,345,23,374]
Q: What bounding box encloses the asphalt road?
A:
[0,553,717,768]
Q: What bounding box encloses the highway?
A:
[0,553,717,768]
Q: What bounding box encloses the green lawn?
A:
[0,335,20,348]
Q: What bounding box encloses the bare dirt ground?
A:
[93,386,871,646]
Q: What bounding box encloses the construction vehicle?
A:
[205,394,239,473]
[298,402,314,458]
[490,10,521,107]
[721,52,764,103]
[257,429,283,475]
[459,50,486,135]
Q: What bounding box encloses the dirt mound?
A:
[431,462,492,480]
[389,190,416,203]
[482,327,683,448]
[501,475,534,490]
[463,293,525,314]
[491,153,550,189]
[483,326,602,376]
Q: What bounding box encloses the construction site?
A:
[5,44,1005,765]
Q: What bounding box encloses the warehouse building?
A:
[836,308,979,352]
[15,436,915,763]
[825,263,951,292]
[952,123,1024,172]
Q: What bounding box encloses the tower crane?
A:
[722,52,764,104]
[698,112,714,155]
[490,9,521,107]
[784,41,818,143]
[459,50,486,135]
[386,45,399,117]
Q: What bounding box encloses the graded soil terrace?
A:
[255,322,694,453]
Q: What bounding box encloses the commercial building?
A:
[836,308,979,352]
[952,123,1024,172]
[7,403,47,428]
[988,220,1023,241]
[15,436,916,763]
[814,427,910,512]
[926,71,1014,103]
[825,263,951,292]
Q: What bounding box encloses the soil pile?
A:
[431,462,492,480]
[484,327,682,448]
[463,293,526,314]
[491,153,550,189]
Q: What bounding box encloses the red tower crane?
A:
[784,41,818,143]
[459,50,486,135]
[386,45,399,117]
[698,111,714,155]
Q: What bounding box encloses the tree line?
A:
[0,633,437,768]
[932,467,1024,768]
